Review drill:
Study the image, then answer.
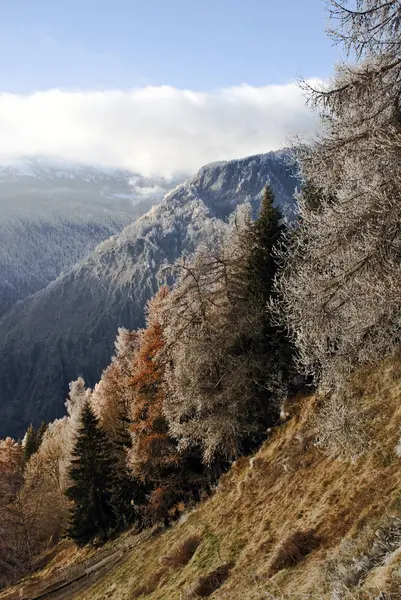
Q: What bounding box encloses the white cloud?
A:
[0,83,318,178]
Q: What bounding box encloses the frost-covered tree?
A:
[162,198,290,464]
[0,437,50,586]
[128,288,206,525]
[276,0,401,455]
[0,438,26,587]
[66,377,92,429]
[91,328,139,453]
[29,381,94,499]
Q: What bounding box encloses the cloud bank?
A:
[0,83,318,177]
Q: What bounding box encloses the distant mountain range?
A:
[0,157,179,317]
[0,151,299,438]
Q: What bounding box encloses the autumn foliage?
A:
[128,287,207,524]
[0,185,292,586]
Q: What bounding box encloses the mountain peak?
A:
[0,150,299,438]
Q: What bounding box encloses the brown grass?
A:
[74,360,401,598]
[6,358,401,600]
[186,562,234,598]
[160,535,202,568]
[266,529,321,577]
[131,564,171,598]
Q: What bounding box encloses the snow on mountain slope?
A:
[0,158,178,317]
[0,151,299,438]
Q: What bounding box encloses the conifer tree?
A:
[162,193,293,463]
[240,186,295,447]
[245,185,282,302]
[23,425,38,462]
[36,421,48,449]
[110,402,146,531]
[277,0,401,397]
[66,402,117,545]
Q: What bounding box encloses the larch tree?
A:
[128,287,206,525]
[162,196,291,465]
[0,438,25,587]
[91,328,139,449]
[0,438,44,586]
[90,329,145,529]
[22,420,72,546]
[65,377,93,435]
[276,0,401,456]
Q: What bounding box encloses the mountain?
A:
[0,151,299,438]
[0,157,178,317]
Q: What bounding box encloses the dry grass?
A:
[75,361,401,598]
[6,358,401,600]
[160,535,202,568]
[265,529,321,577]
[131,568,168,598]
[186,562,234,598]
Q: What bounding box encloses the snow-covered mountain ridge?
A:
[0,150,299,438]
[0,158,179,317]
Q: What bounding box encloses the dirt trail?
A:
[1,528,157,600]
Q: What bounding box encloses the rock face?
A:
[0,158,177,317]
[0,150,299,438]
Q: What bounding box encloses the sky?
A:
[0,0,343,177]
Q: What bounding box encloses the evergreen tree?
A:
[245,184,283,303]
[36,421,48,449]
[239,185,295,449]
[110,401,148,530]
[111,404,146,531]
[162,193,295,463]
[66,402,118,546]
[23,424,38,462]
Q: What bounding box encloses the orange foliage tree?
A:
[92,328,139,446]
[90,329,147,529]
[128,287,207,525]
[0,438,30,587]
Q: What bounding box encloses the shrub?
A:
[160,535,202,568]
[266,529,320,577]
[187,562,234,597]
[326,517,401,596]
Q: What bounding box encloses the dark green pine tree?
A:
[245,184,283,303]
[240,185,296,450]
[23,424,38,462]
[66,402,118,546]
[36,421,48,448]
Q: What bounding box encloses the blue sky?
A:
[0,0,341,93]
[0,1,341,175]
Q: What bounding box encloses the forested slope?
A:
[0,151,297,438]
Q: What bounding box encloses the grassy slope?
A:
[80,360,401,599]
[4,360,401,600]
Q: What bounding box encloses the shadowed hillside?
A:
[0,151,298,438]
